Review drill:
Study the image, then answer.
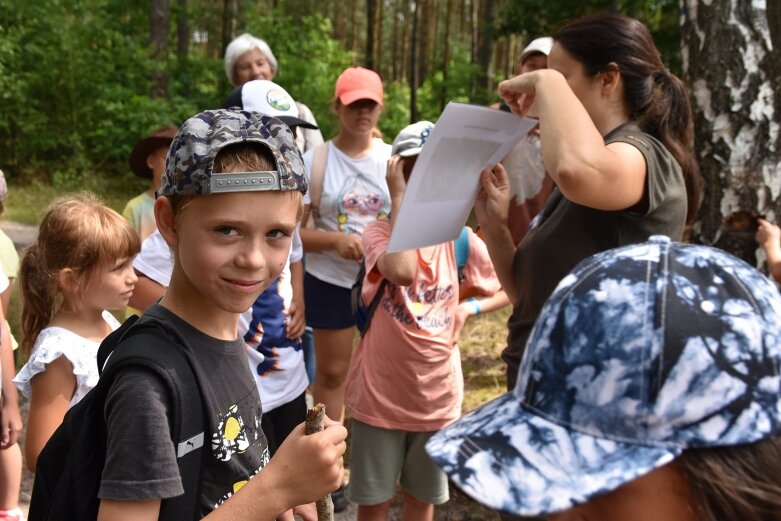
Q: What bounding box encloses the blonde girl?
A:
[13,193,140,472]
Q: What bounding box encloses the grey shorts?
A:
[346,419,449,506]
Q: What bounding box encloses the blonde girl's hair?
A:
[19,193,141,354]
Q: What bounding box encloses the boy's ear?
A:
[155,196,178,250]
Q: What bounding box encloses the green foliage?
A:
[0,0,685,190]
[378,82,412,139]
[1,0,164,183]
[497,0,682,73]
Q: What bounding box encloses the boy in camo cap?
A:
[97,109,347,520]
[427,235,781,520]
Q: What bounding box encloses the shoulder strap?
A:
[454,226,470,284]
[100,320,205,521]
[308,142,329,226]
[361,276,388,338]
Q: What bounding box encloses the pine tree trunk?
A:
[333,0,345,42]
[475,0,495,93]
[221,0,237,57]
[428,0,438,79]
[417,0,430,88]
[391,0,400,81]
[682,0,781,267]
[366,0,376,69]
[441,0,453,110]
[410,0,421,122]
[150,0,169,98]
[350,0,360,55]
[176,0,189,57]
[401,0,410,83]
[376,0,384,76]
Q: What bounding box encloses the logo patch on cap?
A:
[266,88,291,112]
[419,127,431,146]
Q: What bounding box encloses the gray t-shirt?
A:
[503,123,688,387]
[99,304,270,516]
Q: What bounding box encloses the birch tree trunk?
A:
[682,0,781,266]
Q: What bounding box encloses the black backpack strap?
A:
[361,278,388,337]
[100,321,205,521]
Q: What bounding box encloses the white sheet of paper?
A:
[387,102,537,252]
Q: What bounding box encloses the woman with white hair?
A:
[224,33,324,152]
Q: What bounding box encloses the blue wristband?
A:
[466,297,481,315]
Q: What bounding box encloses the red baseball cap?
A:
[334,67,384,106]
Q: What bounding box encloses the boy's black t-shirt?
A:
[99,304,270,516]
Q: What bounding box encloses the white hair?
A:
[223,33,279,86]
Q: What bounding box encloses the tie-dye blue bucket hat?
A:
[158,108,307,197]
[426,235,781,517]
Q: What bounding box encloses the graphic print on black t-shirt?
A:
[206,385,270,509]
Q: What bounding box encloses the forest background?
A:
[0,0,680,196]
[1,0,780,267]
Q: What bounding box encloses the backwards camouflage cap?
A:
[427,235,781,517]
[158,109,307,197]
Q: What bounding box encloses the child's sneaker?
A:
[0,507,25,521]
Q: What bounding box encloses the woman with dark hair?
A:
[475,14,699,388]
[476,13,701,388]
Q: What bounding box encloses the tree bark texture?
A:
[402,1,411,84]
[410,0,421,122]
[176,0,189,57]
[476,0,496,91]
[221,0,237,57]
[150,0,169,98]
[376,0,384,76]
[441,0,453,110]
[391,0,400,81]
[417,0,431,88]
[683,0,781,266]
[366,0,376,69]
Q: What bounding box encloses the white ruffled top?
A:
[13,311,121,407]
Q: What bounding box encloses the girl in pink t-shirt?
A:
[345,122,508,521]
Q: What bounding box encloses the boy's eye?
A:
[266,229,289,239]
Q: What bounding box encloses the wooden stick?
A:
[305,403,334,521]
